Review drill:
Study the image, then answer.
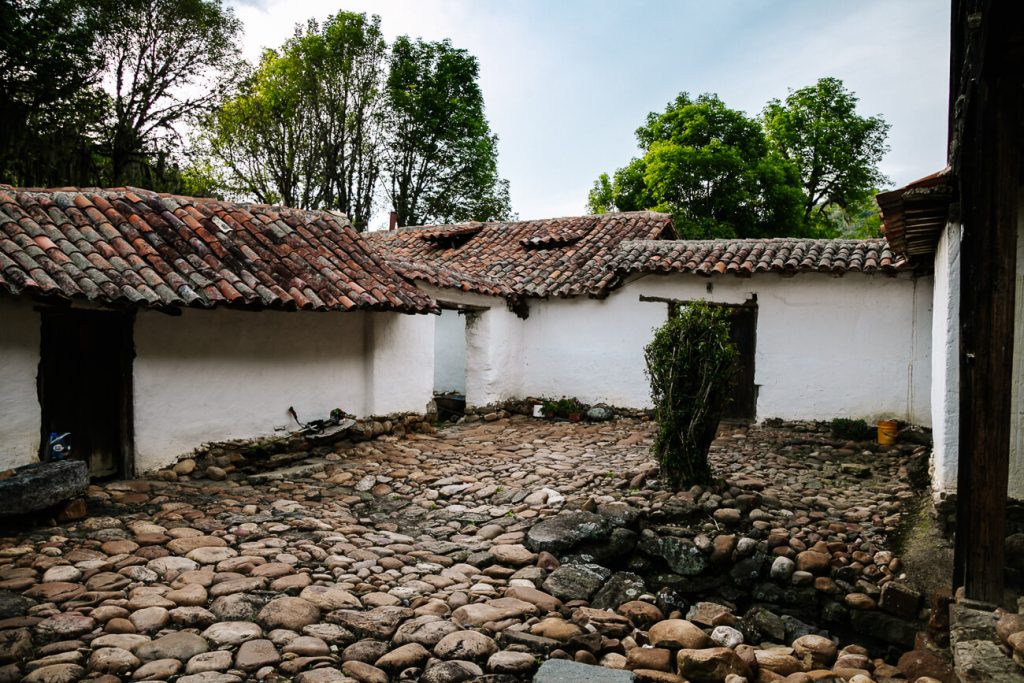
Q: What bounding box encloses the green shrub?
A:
[645,302,738,487]
[541,397,586,419]
[831,417,874,441]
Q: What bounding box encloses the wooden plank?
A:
[953,0,1024,604]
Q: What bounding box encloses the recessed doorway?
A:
[38,308,134,479]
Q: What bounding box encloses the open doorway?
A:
[38,308,134,479]
[722,303,758,422]
[661,297,758,422]
[433,307,467,421]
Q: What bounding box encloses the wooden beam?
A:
[953,0,1024,604]
[638,294,757,309]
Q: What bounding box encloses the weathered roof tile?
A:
[0,185,435,313]
[613,238,907,278]
[369,212,675,298]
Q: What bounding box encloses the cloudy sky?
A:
[227,0,950,229]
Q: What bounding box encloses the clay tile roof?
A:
[876,167,953,259]
[0,186,435,313]
[367,212,676,299]
[613,238,908,279]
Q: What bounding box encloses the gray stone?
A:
[542,564,610,602]
[532,658,635,682]
[421,659,484,683]
[0,591,34,619]
[247,461,328,484]
[955,639,1024,683]
[0,460,88,515]
[590,572,646,610]
[488,650,538,674]
[22,664,86,683]
[586,407,614,421]
[850,609,917,649]
[742,606,786,643]
[134,631,209,662]
[525,511,609,554]
[711,625,745,648]
[769,556,795,582]
[658,537,708,576]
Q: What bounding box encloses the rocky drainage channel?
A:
[0,418,957,683]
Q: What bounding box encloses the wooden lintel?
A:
[639,294,757,309]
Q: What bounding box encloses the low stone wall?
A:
[152,413,436,481]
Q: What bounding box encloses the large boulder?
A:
[526,511,609,554]
[542,564,611,602]
[0,460,88,515]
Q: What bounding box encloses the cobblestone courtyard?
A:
[0,417,945,683]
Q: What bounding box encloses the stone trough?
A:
[0,460,88,516]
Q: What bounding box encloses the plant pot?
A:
[568,412,582,423]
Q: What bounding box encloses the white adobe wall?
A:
[931,225,961,499]
[518,293,665,408]
[433,309,467,394]
[363,311,435,416]
[518,272,932,424]
[0,296,41,469]
[1010,196,1024,500]
[133,308,369,472]
[416,285,523,407]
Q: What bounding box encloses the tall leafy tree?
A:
[383,36,511,227]
[762,77,890,224]
[202,12,386,229]
[99,0,244,186]
[0,0,107,187]
[589,93,805,239]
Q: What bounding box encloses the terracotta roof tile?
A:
[613,238,908,278]
[368,212,675,298]
[0,186,435,313]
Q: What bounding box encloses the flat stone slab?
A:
[533,659,635,683]
[0,460,88,515]
[954,639,1024,683]
[247,460,330,484]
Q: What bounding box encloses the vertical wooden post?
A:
[953,1,1023,604]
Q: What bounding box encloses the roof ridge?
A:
[383,210,673,234]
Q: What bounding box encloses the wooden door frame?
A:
[640,294,759,422]
[36,306,136,479]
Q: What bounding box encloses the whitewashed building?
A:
[369,214,933,426]
[0,186,436,476]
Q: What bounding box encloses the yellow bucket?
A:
[877,419,898,446]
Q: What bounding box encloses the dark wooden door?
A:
[723,305,757,422]
[39,309,134,478]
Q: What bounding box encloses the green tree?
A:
[0,0,107,187]
[99,0,244,186]
[202,12,387,228]
[588,93,805,239]
[762,77,890,225]
[383,36,511,227]
[645,302,738,488]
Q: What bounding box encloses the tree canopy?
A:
[1,1,512,228]
[590,79,889,239]
[383,37,511,227]
[0,0,107,187]
[100,0,245,186]
[0,0,243,190]
[588,93,805,239]
[763,77,890,225]
[202,12,386,228]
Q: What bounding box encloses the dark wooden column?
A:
[952,0,1024,604]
